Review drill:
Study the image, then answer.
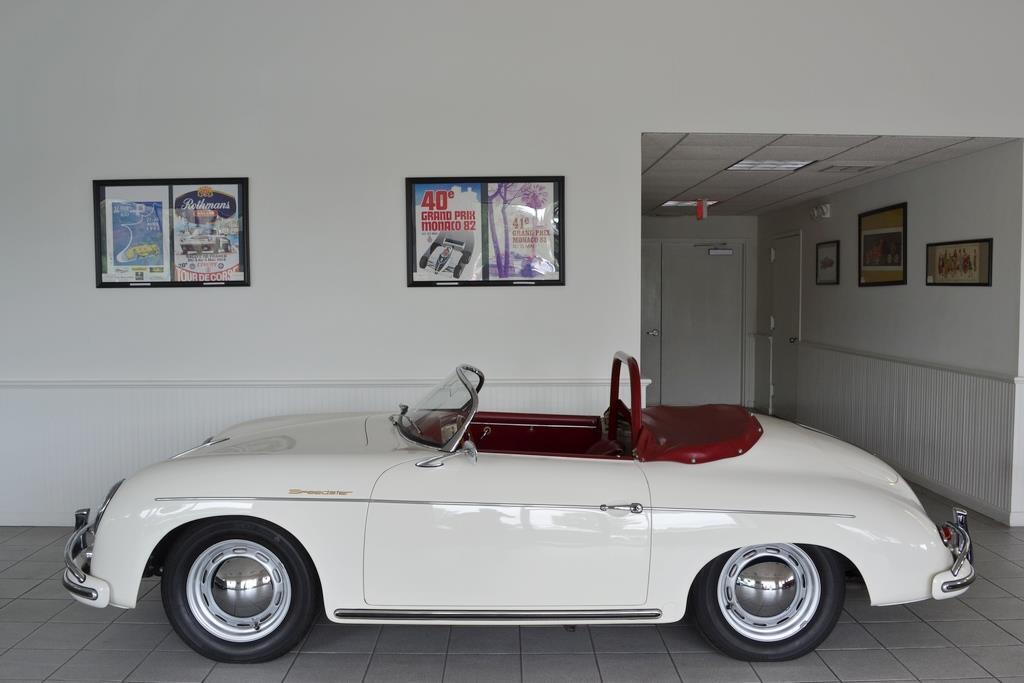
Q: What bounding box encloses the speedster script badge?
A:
[288,489,352,496]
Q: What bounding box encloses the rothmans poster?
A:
[173,184,244,282]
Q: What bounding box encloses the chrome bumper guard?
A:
[62,507,102,603]
[938,507,975,594]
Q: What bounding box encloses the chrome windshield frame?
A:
[392,364,484,453]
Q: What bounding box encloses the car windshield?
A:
[395,365,484,452]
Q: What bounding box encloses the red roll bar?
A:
[609,351,642,446]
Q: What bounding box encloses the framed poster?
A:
[406,176,564,286]
[926,238,992,286]
[858,203,907,287]
[815,240,840,285]
[94,178,250,287]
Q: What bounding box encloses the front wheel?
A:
[690,543,844,661]
[161,518,320,662]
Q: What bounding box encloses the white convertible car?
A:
[64,353,973,663]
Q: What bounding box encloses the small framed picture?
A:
[406,176,564,287]
[926,238,992,286]
[858,203,907,287]
[815,240,840,285]
[94,177,250,287]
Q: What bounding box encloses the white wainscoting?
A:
[0,378,646,526]
[797,342,1019,523]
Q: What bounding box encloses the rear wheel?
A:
[690,543,844,661]
[161,518,319,662]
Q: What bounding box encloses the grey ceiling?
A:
[642,133,1016,216]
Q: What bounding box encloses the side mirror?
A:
[415,440,479,468]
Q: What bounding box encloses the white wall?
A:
[758,141,1024,376]
[4,0,1024,523]
[756,141,1024,521]
[642,215,759,242]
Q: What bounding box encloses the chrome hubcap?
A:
[186,540,291,642]
[716,544,820,642]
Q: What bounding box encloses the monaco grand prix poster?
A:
[406,176,564,287]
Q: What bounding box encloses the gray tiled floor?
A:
[2,488,1024,681]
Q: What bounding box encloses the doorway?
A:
[642,240,745,406]
[769,234,801,419]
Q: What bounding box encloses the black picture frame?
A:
[925,238,993,286]
[815,240,840,285]
[93,177,250,288]
[406,176,564,287]
[858,202,907,287]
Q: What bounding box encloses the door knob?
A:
[788,337,798,343]
[645,329,661,337]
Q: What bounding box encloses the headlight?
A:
[94,479,124,530]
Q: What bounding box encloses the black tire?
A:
[453,263,464,278]
[161,517,320,662]
[689,544,844,661]
[419,250,430,268]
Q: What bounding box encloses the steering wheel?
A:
[608,352,642,448]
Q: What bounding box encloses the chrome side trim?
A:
[152,496,854,518]
[61,573,98,600]
[155,496,374,503]
[333,608,662,621]
[154,496,605,511]
[650,507,855,519]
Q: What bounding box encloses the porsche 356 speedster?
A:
[64,352,973,662]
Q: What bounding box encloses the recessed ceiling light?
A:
[661,200,719,208]
[728,160,814,171]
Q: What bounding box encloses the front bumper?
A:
[931,507,975,600]
[62,508,111,608]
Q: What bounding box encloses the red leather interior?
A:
[468,411,609,457]
[459,353,761,464]
[636,404,763,464]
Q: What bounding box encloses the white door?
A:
[770,234,801,419]
[659,242,744,405]
[363,452,651,607]
[641,241,663,405]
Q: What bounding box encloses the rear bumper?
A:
[62,508,111,608]
[931,507,975,600]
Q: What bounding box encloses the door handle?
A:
[645,329,660,337]
[600,503,644,514]
[788,337,798,343]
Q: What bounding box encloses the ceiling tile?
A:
[641,133,685,169]
[829,135,969,162]
[774,134,876,148]
[648,158,732,174]
[686,170,792,193]
[642,132,685,147]
[746,145,851,162]
[677,133,779,148]
[661,144,753,162]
